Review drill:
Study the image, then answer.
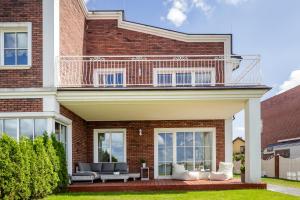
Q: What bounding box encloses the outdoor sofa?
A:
[71,162,140,183]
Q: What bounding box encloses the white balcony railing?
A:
[57,55,262,88]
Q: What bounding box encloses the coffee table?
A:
[100,174,129,183]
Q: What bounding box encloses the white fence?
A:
[233,160,241,174]
[261,157,275,178]
[261,156,300,181]
[279,157,300,180]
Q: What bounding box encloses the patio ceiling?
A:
[57,89,268,121]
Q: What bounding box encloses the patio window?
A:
[0,118,47,140]
[97,130,125,162]
[55,122,67,150]
[156,128,214,178]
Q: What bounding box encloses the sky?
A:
[85,0,300,140]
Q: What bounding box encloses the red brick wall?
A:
[0,0,43,88]
[60,0,86,56]
[87,120,225,179]
[0,98,42,112]
[261,85,300,149]
[60,105,88,171]
[85,20,224,55]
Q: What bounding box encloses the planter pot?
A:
[241,173,245,183]
[142,163,146,168]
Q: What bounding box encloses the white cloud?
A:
[193,0,213,16]
[220,0,248,6]
[166,0,188,27]
[278,69,300,94]
[165,0,212,27]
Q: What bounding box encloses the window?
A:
[176,132,212,171]
[0,118,47,140]
[240,146,245,154]
[0,22,32,67]
[96,130,125,162]
[176,73,192,86]
[94,69,126,87]
[154,68,215,87]
[55,122,67,150]
[158,133,173,176]
[155,128,214,178]
[157,74,172,86]
[4,32,28,65]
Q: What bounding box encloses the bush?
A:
[0,133,68,200]
[51,134,68,192]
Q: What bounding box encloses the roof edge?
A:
[77,0,232,54]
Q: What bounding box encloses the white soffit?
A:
[77,0,231,54]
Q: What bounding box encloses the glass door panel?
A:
[158,132,173,176]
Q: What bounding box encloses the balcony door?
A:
[154,128,216,179]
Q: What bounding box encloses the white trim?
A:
[57,89,269,102]
[93,68,126,87]
[0,22,32,68]
[0,88,56,99]
[43,0,60,87]
[0,112,72,125]
[93,128,127,163]
[67,123,72,174]
[277,137,300,143]
[43,95,60,113]
[153,67,216,87]
[76,0,231,55]
[154,127,216,179]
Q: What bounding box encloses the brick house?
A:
[261,85,300,159]
[0,0,269,183]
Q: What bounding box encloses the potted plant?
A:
[140,158,146,168]
[234,153,245,183]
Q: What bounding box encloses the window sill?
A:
[0,65,32,70]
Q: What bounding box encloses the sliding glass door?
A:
[155,128,214,178]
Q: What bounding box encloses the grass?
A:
[262,177,300,189]
[234,174,300,189]
[46,190,300,200]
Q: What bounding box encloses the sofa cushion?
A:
[101,163,115,173]
[172,163,186,180]
[218,162,233,179]
[78,163,92,172]
[209,172,228,181]
[91,163,102,172]
[115,163,128,173]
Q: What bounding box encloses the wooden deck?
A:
[68,179,267,192]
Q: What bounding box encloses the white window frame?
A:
[153,68,216,87]
[0,22,32,69]
[93,129,127,163]
[154,127,216,179]
[93,68,126,87]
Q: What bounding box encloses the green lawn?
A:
[46,190,300,200]
[262,177,300,189]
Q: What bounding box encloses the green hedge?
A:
[0,133,68,200]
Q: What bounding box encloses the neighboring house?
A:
[233,137,245,154]
[0,0,269,183]
[262,85,300,159]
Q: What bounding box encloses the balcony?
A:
[57,55,262,89]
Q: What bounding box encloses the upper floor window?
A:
[93,68,126,87]
[0,22,32,68]
[154,68,216,87]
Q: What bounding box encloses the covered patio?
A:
[68,179,266,192]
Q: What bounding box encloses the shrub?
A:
[51,134,68,192]
[0,134,22,200]
[0,133,68,199]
